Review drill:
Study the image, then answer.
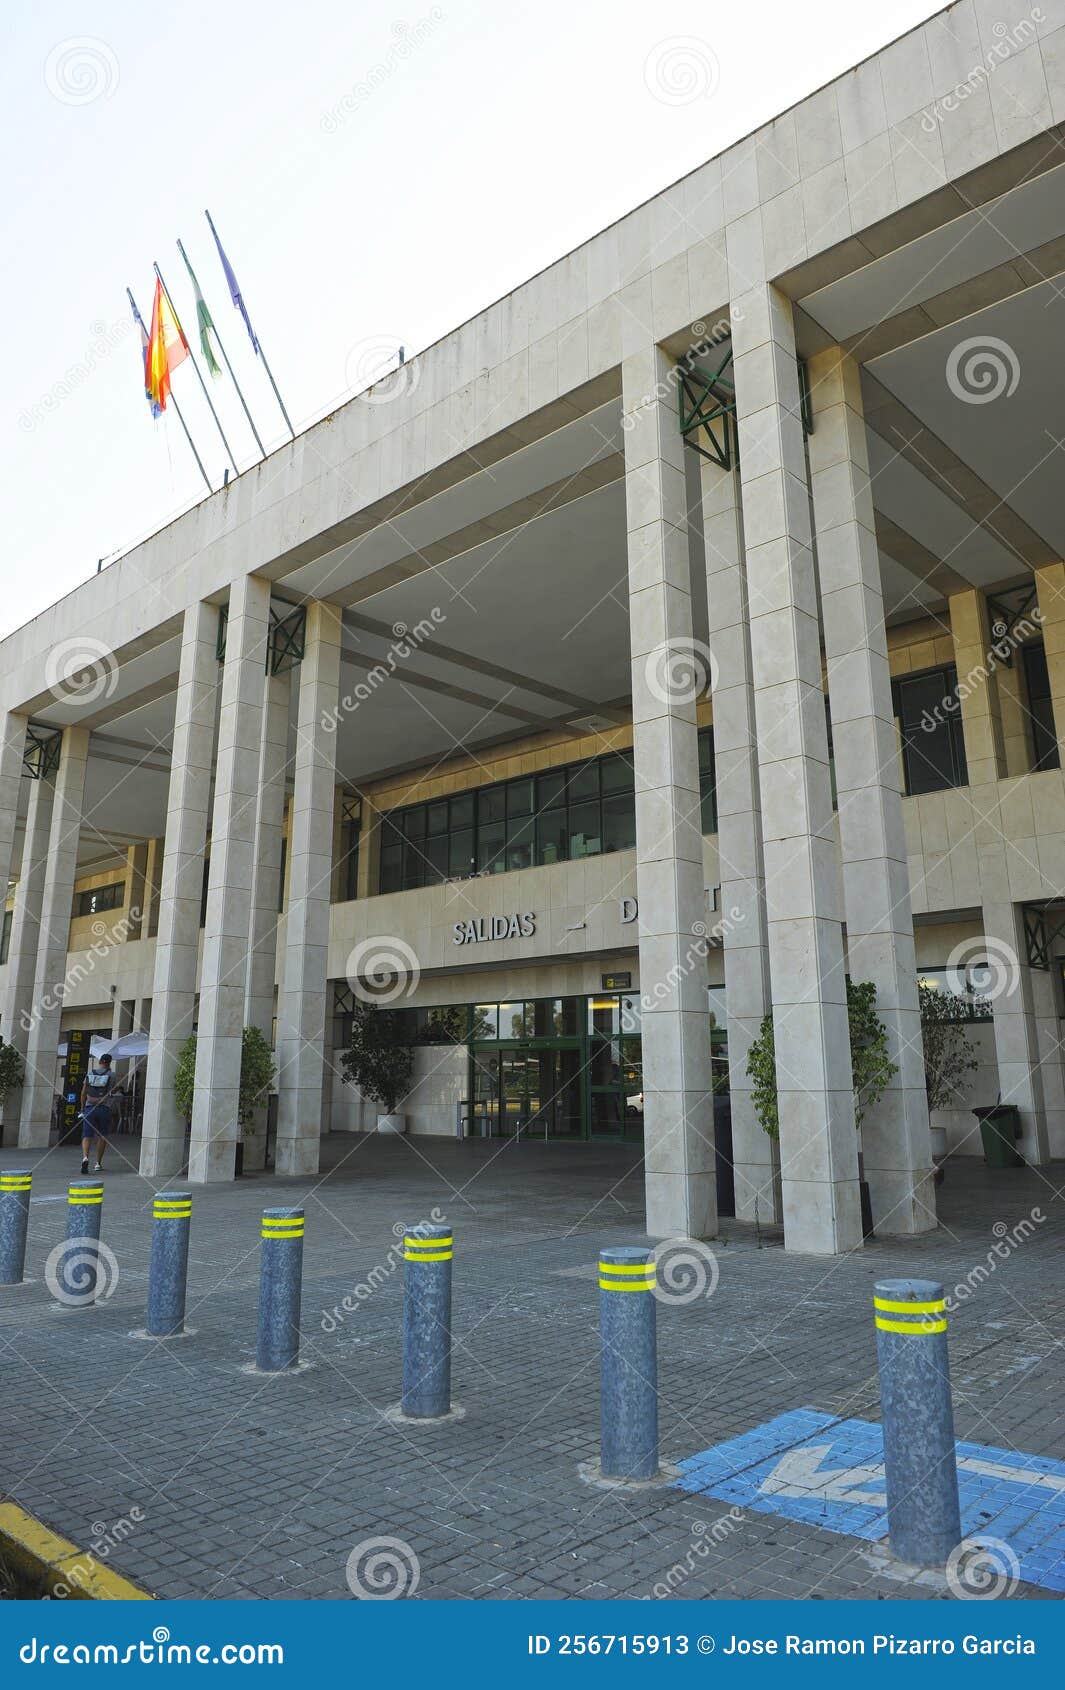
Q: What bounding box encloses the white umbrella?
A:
[106,1030,150,1060]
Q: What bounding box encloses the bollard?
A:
[146,1191,193,1337]
[255,1208,304,1372]
[60,1181,105,1305]
[0,1171,33,1285]
[402,1223,453,1418]
[874,1277,962,1566]
[599,1246,659,1481]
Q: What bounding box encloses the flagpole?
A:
[127,287,213,496]
[204,208,296,441]
[154,260,240,477]
[177,238,266,462]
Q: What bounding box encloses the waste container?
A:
[973,1105,1023,1168]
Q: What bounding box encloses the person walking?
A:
[79,1053,121,1174]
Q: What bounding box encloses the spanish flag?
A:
[144,276,189,412]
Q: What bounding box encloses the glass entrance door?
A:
[473,1043,585,1138]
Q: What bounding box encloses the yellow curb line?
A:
[0,1502,153,1600]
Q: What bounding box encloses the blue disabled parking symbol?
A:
[674,1408,1065,1593]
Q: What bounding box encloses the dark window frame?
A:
[75,882,126,918]
[892,663,968,797]
[1022,641,1060,772]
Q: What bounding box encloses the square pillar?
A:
[983,902,1051,1165]
[246,668,291,1039]
[726,265,861,1253]
[623,345,716,1241]
[20,728,89,1147]
[140,602,219,1178]
[189,574,271,1184]
[808,347,935,1237]
[1033,561,1065,762]
[275,602,342,1177]
[0,719,41,1142]
[949,589,1006,787]
[699,454,780,1225]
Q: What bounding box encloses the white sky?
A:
[1,0,947,639]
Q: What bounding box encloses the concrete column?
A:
[623,345,715,1241]
[698,454,779,1225]
[808,347,935,1237]
[982,902,1051,1165]
[189,574,271,1184]
[0,721,41,1144]
[1033,561,1065,761]
[949,589,1006,786]
[1030,962,1065,1160]
[275,602,342,1177]
[246,668,290,1040]
[726,264,861,1253]
[20,728,90,1147]
[0,715,26,950]
[125,842,149,941]
[140,603,219,1179]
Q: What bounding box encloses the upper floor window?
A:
[892,664,968,796]
[0,908,11,965]
[75,882,125,918]
[1022,642,1060,772]
[378,736,721,894]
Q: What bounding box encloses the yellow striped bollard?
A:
[874,1277,961,1565]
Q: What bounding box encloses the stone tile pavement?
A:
[0,1129,1063,1602]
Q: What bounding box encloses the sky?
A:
[1,0,948,639]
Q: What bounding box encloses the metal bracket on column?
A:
[23,724,62,780]
[1021,901,1065,969]
[268,605,306,675]
[678,344,813,465]
[215,600,307,674]
[987,585,1038,665]
[678,344,736,468]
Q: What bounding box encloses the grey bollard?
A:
[146,1192,193,1337]
[875,1278,962,1566]
[402,1223,453,1418]
[0,1171,33,1285]
[61,1181,105,1305]
[599,1246,659,1481]
[256,1208,304,1371]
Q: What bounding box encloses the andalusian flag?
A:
[127,291,161,418]
[145,277,189,412]
[179,241,222,377]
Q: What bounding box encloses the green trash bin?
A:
[973,1105,1023,1168]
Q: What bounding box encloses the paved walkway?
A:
[1,1131,1063,1601]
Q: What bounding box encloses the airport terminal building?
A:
[3,1,1065,1255]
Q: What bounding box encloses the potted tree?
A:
[0,1036,25,1128]
[746,979,897,1237]
[341,1002,414,1133]
[918,981,978,1181]
[173,1026,276,1175]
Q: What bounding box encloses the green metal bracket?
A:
[23,725,62,781]
[987,584,1039,666]
[269,604,307,676]
[678,345,736,468]
[678,343,812,464]
[1021,902,1065,970]
[216,599,307,674]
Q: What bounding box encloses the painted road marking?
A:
[674,1408,1065,1594]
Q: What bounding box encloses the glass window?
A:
[498,1002,525,1039]
[1023,642,1060,772]
[478,786,506,824]
[698,728,717,833]
[602,792,636,853]
[894,666,968,796]
[567,762,599,802]
[917,966,993,1021]
[75,882,125,918]
[450,793,475,829]
[401,806,425,838]
[448,828,475,878]
[0,908,11,966]
[568,801,601,857]
[426,800,448,835]
[476,820,505,873]
[600,752,635,794]
[507,816,535,871]
[537,809,567,865]
[423,835,447,882]
[470,1004,498,1040]
[537,770,566,810]
[507,778,533,816]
